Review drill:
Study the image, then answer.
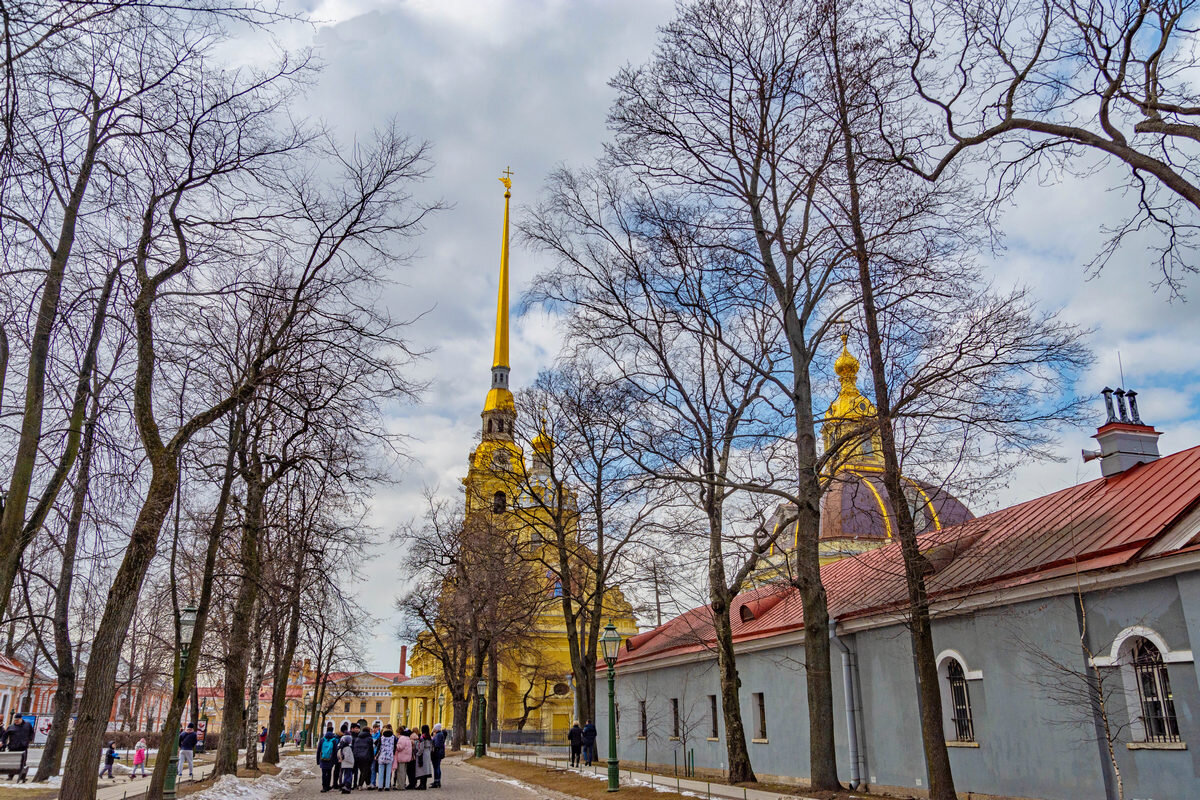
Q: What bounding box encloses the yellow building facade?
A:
[405,174,638,737]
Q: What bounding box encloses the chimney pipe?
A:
[1093,387,1160,477]
[1114,389,1130,422]
[1101,387,1117,423]
[1126,390,1143,425]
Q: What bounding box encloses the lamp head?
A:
[477,678,487,696]
[600,621,621,666]
[180,606,199,647]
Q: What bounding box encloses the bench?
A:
[0,750,28,782]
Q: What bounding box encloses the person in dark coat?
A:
[430,723,447,788]
[352,722,376,788]
[567,721,583,767]
[317,722,340,792]
[581,720,598,766]
[0,714,34,781]
[178,723,198,778]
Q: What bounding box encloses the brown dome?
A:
[819,468,974,542]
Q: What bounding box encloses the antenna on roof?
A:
[1117,350,1125,388]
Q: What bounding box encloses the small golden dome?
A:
[532,417,553,453]
[834,334,860,382]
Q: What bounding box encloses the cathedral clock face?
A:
[492,450,510,469]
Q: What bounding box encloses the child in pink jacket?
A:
[131,739,148,779]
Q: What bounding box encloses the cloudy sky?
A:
[262,0,1200,671]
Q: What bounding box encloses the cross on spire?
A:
[500,166,513,191]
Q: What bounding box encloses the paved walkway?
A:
[288,755,581,800]
[493,750,819,800]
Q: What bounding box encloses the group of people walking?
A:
[566,720,598,767]
[318,719,446,793]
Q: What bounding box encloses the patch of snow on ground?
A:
[189,756,312,800]
[486,776,539,793]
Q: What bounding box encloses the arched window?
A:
[1132,639,1181,743]
[937,650,981,743]
[487,419,493,433]
[493,491,506,513]
[1092,625,1191,744]
[945,661,975,742]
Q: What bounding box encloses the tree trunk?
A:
[711,588,755,782]
[58,465,179,800]
[215,475,266,777]
[829,16,956,795]
[244,615,266,772]
[146,415,239,800]
[264,552,305,764]
[451,697,468,751]
[34,380,102,781]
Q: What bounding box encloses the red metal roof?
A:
[619,445,1200,668]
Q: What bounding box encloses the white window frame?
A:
[936,650,982,743]
[1090,625,1193,744]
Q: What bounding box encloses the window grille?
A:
[638,701,647,736]
[670,698,679,738]
[708,695,718,738]
[753,692,767,739]
[946,661,975,742]
[1132,639,1181,743]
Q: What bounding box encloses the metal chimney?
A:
[1092,388,1160,477]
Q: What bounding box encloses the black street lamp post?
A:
[164,606,199,800]
[600,621,623,793]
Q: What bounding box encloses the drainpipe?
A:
[830,619,864,790]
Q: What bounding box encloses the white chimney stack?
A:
[1092,387,1160,477]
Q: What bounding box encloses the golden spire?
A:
[484,168,516,415]
[493,167,513,369]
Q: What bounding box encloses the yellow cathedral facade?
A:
[401,173,639,737]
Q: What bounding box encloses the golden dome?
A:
[834,333,860,383]
[532,417,554,454]
[484,387,515,412]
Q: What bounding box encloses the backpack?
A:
[319,735,337,762]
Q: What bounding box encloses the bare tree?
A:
[398,494,550,750]
[603,2,862,784]
[503,364,656,731]
[896,0,1200,292]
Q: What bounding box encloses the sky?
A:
[259,0,1200,672]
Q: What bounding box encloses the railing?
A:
[489,729,567,748]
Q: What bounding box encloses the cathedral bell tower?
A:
[466,170,524,517]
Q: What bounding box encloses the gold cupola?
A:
[822,334,882,464]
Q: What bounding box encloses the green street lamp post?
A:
[600,621,623,793]
[474,678,488,758]
[164,606,199,800]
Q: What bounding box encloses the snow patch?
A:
[188,756,312,800]
[487,776,539,793]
